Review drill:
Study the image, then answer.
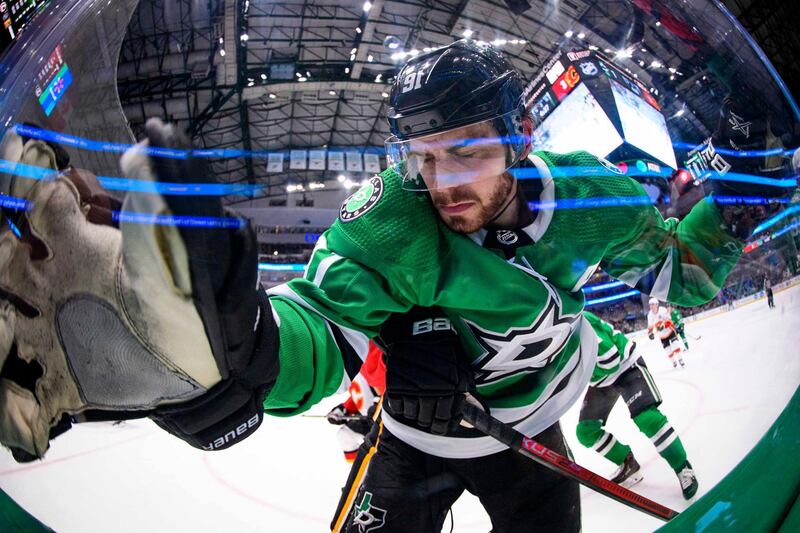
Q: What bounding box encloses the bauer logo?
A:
[340,176,384,222]
[412,317,452,335]
[203,414,260,450]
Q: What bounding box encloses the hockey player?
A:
[576,311,698,499]
[1,39,792,532]
[648,298,686,368]
[326,342,385,462]
[669,306,690,350]
[764,277,775,309]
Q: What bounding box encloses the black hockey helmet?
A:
[385,40,528,190]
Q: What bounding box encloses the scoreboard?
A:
[525,49,677,170]
[0,0,51,58]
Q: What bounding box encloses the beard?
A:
[431,174,515,234]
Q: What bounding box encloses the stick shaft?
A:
[461,403,679,522]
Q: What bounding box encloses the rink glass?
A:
[0,1,798,532]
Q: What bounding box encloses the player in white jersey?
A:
[647,298,685,368]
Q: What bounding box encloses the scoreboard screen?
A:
[0,0,51,58]
[33,44,72,116]
[528,49,677,169]
[532,83,623,158]
[610,79,677,169]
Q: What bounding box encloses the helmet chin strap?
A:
[486,175,520,227]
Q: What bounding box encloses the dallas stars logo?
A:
[728,112,751,139]
[465,298,577,385]
[353,491,386,533]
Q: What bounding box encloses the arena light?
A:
[463,29,474,38]
[269,93,276,99]
[363,1,372,12]
[337,174,347,182]
[240,33,249,42]
[381,92,389,98]
[564,30,574,38]
[219,49,226,57]
[577,32,585,39]
[260,73,267,80]
[356,27,362,34]
[367,54,374,62]
[329,90,336,95]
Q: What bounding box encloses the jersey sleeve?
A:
[584,311,634,386]
[264,236,410,416]
[602,196,742,306]
[261,167,443,416]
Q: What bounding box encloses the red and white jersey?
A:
[342,342,386,416]
[647,306,675,340]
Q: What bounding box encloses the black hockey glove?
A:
[379,307,480,435]
[326,403,374,436]
[648,332,655,340]
[696,95,798,240]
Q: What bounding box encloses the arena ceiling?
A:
[113,0,786,204]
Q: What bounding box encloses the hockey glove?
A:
[648,332,655,340]
[379,307,481,435]
[326,404,373,436]
[695,95,799,240]
[0,120,279,461]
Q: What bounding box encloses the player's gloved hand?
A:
[379,307,481,435]
[648,332,655,340]
[694,95,799,240]
[0,119,279,461]
[326,404,373,435]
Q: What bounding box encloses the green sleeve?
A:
[264,247,411,416]
[261,167,441,416]
[602,195,742,307]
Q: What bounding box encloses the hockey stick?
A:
[460,402,679,522]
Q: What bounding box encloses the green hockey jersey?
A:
[583,311,637,388]
[670,307,684,327]
[264,150,742,458]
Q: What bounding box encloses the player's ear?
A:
[520,115,533,160]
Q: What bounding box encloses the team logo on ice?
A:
[340,176,384,222]
[353,491,386,532]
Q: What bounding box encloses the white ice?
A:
[2,284,799,532]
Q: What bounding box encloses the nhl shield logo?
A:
[579,62,598,76]
[340,176,384,222]
[496,230,519,245]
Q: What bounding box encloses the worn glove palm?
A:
[0,119,278,460]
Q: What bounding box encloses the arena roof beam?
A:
[350,0,385,80]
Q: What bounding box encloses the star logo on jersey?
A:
[465,299,576,385]
[728,112,751,139]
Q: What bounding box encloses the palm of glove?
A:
[0,131,221,460]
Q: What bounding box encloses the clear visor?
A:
[385,111,524,191]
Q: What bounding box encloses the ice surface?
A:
[1,285,798,532]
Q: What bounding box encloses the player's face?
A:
[416,122,515,233]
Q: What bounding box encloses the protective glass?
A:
[385,111,524,190]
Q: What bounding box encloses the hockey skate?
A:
[611,452,643,488]
[676,461,698,499]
